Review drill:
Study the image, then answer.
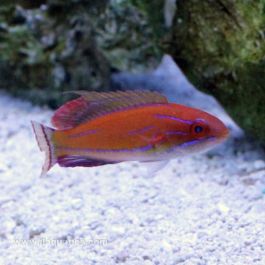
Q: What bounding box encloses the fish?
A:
[31,90,229,176]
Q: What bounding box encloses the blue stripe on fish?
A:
[165,131,188,136]
[178,139,201,148]
[155,114,193,125]
[178,136,216,148]
[163,136,216,153]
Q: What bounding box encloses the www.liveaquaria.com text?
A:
[9,238,108,248]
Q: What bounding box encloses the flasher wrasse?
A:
[31,90,229,176]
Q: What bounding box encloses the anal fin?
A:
[57,155,116,168]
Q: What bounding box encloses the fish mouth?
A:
[212,120,230,142]
[208,126,229,145]
[221,127,230,140]
[214,129,229,144]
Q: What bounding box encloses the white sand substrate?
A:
[0,91,265,265]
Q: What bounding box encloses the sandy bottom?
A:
[0,91,265,265]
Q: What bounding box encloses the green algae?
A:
[0,0,158,107]
[165,0,265,144]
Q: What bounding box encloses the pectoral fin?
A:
[141,160,169,177]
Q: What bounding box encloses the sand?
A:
[0,91,264,265]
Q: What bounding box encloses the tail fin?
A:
[31,121,56,177]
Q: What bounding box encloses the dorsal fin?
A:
[52,90,168,130]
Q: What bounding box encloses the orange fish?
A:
[31,90,229,176]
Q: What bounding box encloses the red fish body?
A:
[32,90,229,176]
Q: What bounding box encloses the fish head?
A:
[192,115,228,141]
[169,105,229,154]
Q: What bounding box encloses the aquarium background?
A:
[0,0,264,144]
[1,1,265,264]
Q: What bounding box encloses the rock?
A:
[165,0,265,145]
[0,2,111,107]
[0,1,158,108]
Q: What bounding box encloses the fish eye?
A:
[190,120,209,137]
[194,125,203,134]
